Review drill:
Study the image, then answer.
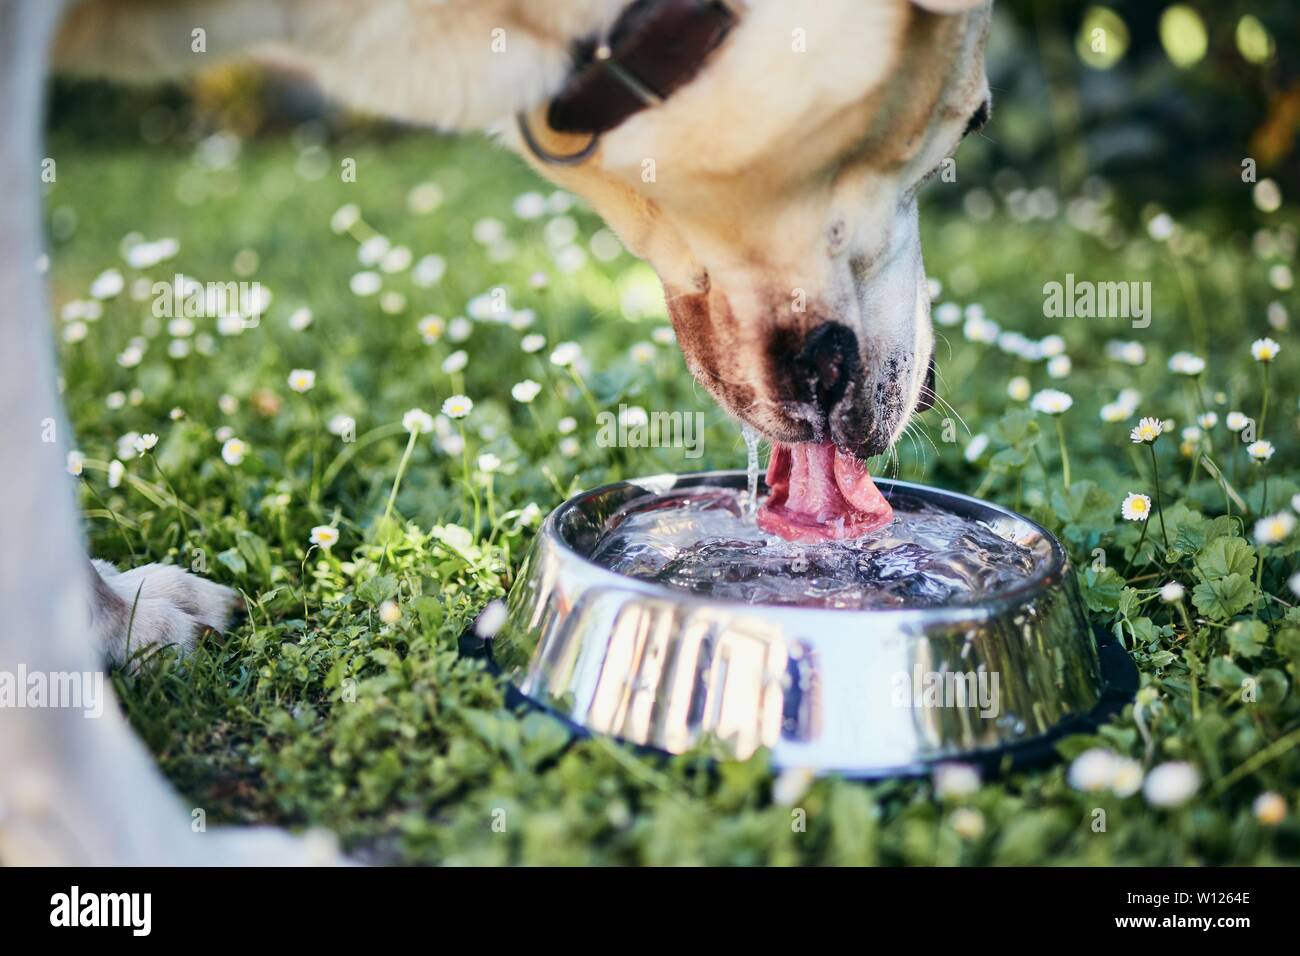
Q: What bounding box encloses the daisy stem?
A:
[1127,518,1150,573]
[382,429,418,528]
[150,455,190,545]
[568,367,601,421]
[1148,443,1169,552]
[1054,417,1071,489]
[459,424,481,538]
[82,478,138,562]
[1259,363,1270,437]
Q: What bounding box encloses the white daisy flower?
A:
[629,342,656,364]
[1105,340,1146,366]
[418,315,446,343]
[474,599,509,638]
[287,369,316,394]
[380,291,406,315]
[511,379,543,403]
[309,525,339,550]
[1130,417,1163,443]
[949,807,985,840]
[557,416,578,435]
[330,203,360,234]
[1030,389,1073,415]
[1167,351,1206,376]
[117,344,144,368]
[1039,334,1066,357]
[1253,791,1287,826]
[378,600,402,625]
[1253,512,1295,546]
[934,302,962,327]
[447,317,473,343]
[1121,492,1152,521]
[107,459,125,489]
[327,414,355,438]
[218,393,239,416]
[521,333,547,354]
[1007,376,1031,402]
[550,341,582,367]
[964,433,990,463]
[1159,581,1185,603]
[518,502,542,527]
[1225,411,1250,432]
[442,350,468,374]
[169,407,185,421]
[412,254,446,288]
[442,395,473,419]
[167,339,192,359]
[932,762,980,799]
[380,245,413,274]
[1247,439,1275,462]
[962,315,999,344]
[437,431,465,456]
[214,426,234,443]
[1100,402,1131,423]
[476,452,501,474]
[1197,411,1217,429]
[558,436,580,457]
[1046,355,1072,379]
[402,408,435,434]
[89,268,125,300]
[133,433,158,456]
[288,307,313,331]
[1251,337,1280,363]
[1143,761,1199,808]
[221,437,249,466]
[513,192,547,220]
[116,431,141,460]
[349,271,382,297]
[651,326,676,345]
[357,235,390,266]
[1067,749,1119,792]
[66,451,84,476]
[106,391,127,411]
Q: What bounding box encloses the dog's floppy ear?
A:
[910,0,988,12]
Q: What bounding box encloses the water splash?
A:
[741,425,761,518]
[589,486,1039,609]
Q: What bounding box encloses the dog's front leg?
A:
[0,0,334,866]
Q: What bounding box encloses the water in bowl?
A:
[589,486,1040,609]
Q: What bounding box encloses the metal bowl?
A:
[491,471,1136,777]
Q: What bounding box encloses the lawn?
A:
[46,126,1300,865]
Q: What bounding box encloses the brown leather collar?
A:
[518,0,737,164]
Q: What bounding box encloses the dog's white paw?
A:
[90,560,240,664]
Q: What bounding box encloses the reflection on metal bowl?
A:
[491,471,1137,777]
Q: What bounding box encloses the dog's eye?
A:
[964,99,991,138]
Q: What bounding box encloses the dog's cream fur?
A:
[0,0,988,863]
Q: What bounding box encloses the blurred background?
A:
[48,2,1297,219]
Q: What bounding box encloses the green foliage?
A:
[50,130,1300,865]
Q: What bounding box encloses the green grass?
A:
[46,127,1300,864]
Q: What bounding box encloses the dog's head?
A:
[511,0,991,459]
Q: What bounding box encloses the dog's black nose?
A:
[798,322,859,415]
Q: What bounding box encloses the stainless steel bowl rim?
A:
[543,470,1071,622]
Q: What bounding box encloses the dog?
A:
[0,0,990,863]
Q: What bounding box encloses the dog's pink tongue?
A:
[757,442,893,543]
